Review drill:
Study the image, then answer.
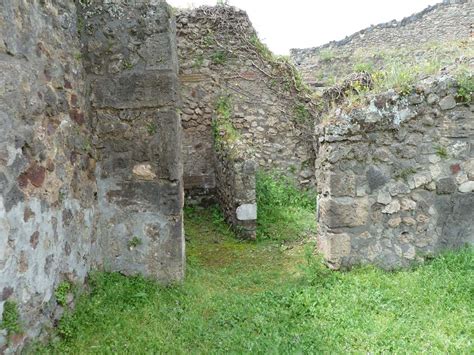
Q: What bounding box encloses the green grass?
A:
[1,300,22,335]
[31,180,473,353]
[256,171,316,242]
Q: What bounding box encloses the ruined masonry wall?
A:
[0,0,185,351]
[80,1,184,282]
[177,7,315,203]
[214,143,257,239]
[316,75,474,269]
[291,0,473,84]
[0,1,97,350]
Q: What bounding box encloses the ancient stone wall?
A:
[79,1,185,282]
[176,6,316,203]
[0,1,97,351]
[1,0,185,351]
[315,75,474,269]
[291,0,473,86]
[214,141,257,239]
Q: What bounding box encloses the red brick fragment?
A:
[69,109,85,125]
[450,163,461,174]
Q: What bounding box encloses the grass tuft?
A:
[256,171,316,242]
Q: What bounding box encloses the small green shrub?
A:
[456,71,474,103]
[353,62,374,73]
[319,48,334,62]
[73,52,83,60]
[193,54,204,68]
[249,35,273,61]
[122,60,133,70]
[146,122,157,136]
[212,95,239,150]
[128,236,142,249]
[55,282,72,307]
[293,103,310,123]
[1,300,21,335]
[211,51,227,65]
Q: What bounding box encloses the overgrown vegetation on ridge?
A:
[314,40,474,118]
[31,174,473,353]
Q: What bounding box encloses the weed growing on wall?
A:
[146,122,157,136]
[455,70,474,103]
[55,282,72,307]
[212,95,240,151]
[1,300,22,335]
[127,236,142,249]
[353,61,375,73]
[395,167,418,181]
[256,171,316,241]
[211,50,227,65]
[293,103,310,123]
[435,146,449,159]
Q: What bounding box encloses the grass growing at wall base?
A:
[256,171,316,242]
[32,214,474,354]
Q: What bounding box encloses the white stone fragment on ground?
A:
[236,203,257,220]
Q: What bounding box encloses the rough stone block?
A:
[92,71,178,109]
[382,200,401,214]
[439,95,456,110]
[436,177,457,194]
[366,166,389,192]
[318,232,351,269]
[413,172,432,188]
[322,172,356,197]
[319,196,368,228]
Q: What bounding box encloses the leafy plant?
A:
[1,300,21,335]
[55,282,72,307]
[319,48,334,62]
[456,71,474,103]
[395,167,418,181]
[353,62,374,73]
[123,60,133,70]
[211,51,227,65]
[128,236,142,249]
[293,103,310,123]
[249,34,274,61]
[147,122,157,136]
[193,54,204,68]
[212,95,239,151]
